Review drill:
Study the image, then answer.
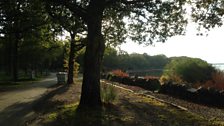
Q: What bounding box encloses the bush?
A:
[73,62,80,78]
[101,84,117,104]
[110,69,129,77]
[203,70,224,90]
[163,57,215,83]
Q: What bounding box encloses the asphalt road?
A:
[0,73,57,126]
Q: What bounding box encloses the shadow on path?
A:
[33,84,70,113]
[0,73,61,126]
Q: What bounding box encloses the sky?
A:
[120,24,224,64]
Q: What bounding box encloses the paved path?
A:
[0,73,57,126]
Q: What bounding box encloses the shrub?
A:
[73,62,80,78]
[160,75,182,84]
[106,74,113,80]
[101,84,117,104]
[110,69,129,77]
[203,70,224,90]
[163,57,215,83]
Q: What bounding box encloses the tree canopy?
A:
[191,0,224,31]
[46,0,188,45]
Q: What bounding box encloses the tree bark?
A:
[79,0,105,108]
[67,33,75,84]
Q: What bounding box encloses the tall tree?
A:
[46,0,188,108]
[0,0,48,81]
[46,4,86,84]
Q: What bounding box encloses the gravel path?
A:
[0,73,57,126]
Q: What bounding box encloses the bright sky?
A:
[120,24,224,64]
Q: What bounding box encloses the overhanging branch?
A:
[46,0,87,22]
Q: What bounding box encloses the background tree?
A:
[46,4,86,84]
[0,0,64,81]
[77,47,168,76]
[0,0,48,81]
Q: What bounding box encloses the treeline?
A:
[82,47,217,81]
[76,47,168,76]
[104,54,224,90]
[103,48,168,71]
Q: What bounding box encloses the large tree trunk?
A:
[67,33,75,84]
[79,0,105,108]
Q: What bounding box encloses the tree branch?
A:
[46,0,87,22]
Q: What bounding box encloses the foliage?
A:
[202,70,224,90]
[45,0,86,84]
[73,62,80,78]
[101,47,168,74]
[191,0,224,32]
[101,84,117,104]
[110,69,129,78]
[62,40,81,74]
[45,0,188,46]
[76,46,169,77]
[163,57,215,83]
[102,47,120,70]
[0,0,65,80]
[107,0,188,45]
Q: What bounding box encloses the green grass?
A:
[44,95,224,126]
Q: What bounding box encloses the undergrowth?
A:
[101,83,117,104]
